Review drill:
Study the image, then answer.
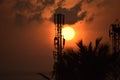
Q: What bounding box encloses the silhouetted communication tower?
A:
[53,13,65,80]
[53,13,65,62]
[109,20,120,54]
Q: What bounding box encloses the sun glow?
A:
[62,26,75,40]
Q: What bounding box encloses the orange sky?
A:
[0,0,120,79]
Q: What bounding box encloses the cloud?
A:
[86,0,94,3]
[2,0,114,26]
[13,0,42,25]
[13,0,58,25]
[41,0,55,5]
[15,13,26,26]
[13,0,88,25]
[61,0,81,9]
[12,0,86,25]
[53,1,86,24]
[96,0,111,8]
[79,0,112,23]
[29,13,42,22]
[85,15,94,23]
[13,0,34,12]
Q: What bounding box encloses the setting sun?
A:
[62,26,75,40]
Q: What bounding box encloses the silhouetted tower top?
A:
[109,19,120,54]
[54,14,65,25]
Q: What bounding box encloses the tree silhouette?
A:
[54,38,117,80]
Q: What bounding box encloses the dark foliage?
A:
[54,38,120,80]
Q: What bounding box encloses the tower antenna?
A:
[53,13,65,80]
[109,19,120,54]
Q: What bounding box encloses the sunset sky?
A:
[0,0,120,79]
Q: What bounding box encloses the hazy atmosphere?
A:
[0,0,120,80]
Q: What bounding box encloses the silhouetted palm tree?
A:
[76,38,112,80]
[54,38,116,80]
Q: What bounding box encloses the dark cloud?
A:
[13,0,43,25]
[13,0,34,12]
[53,1,87,24]
[87,0,94,3]
[15,13,43,26]
[79,11,87,20]
[41,0,55,5]
[34,5,44,12]
[13,0,56,25]
[13,0,88,25]
[15,13,26,26]
[86,16,94,23]
[57,0,65,7]
[96,2,107,8]
[29,13,42,22]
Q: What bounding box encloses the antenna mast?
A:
[53,13,65,80]
[109,19,120,54]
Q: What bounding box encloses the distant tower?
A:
[109,19,120,54]
[53,13,65,80]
